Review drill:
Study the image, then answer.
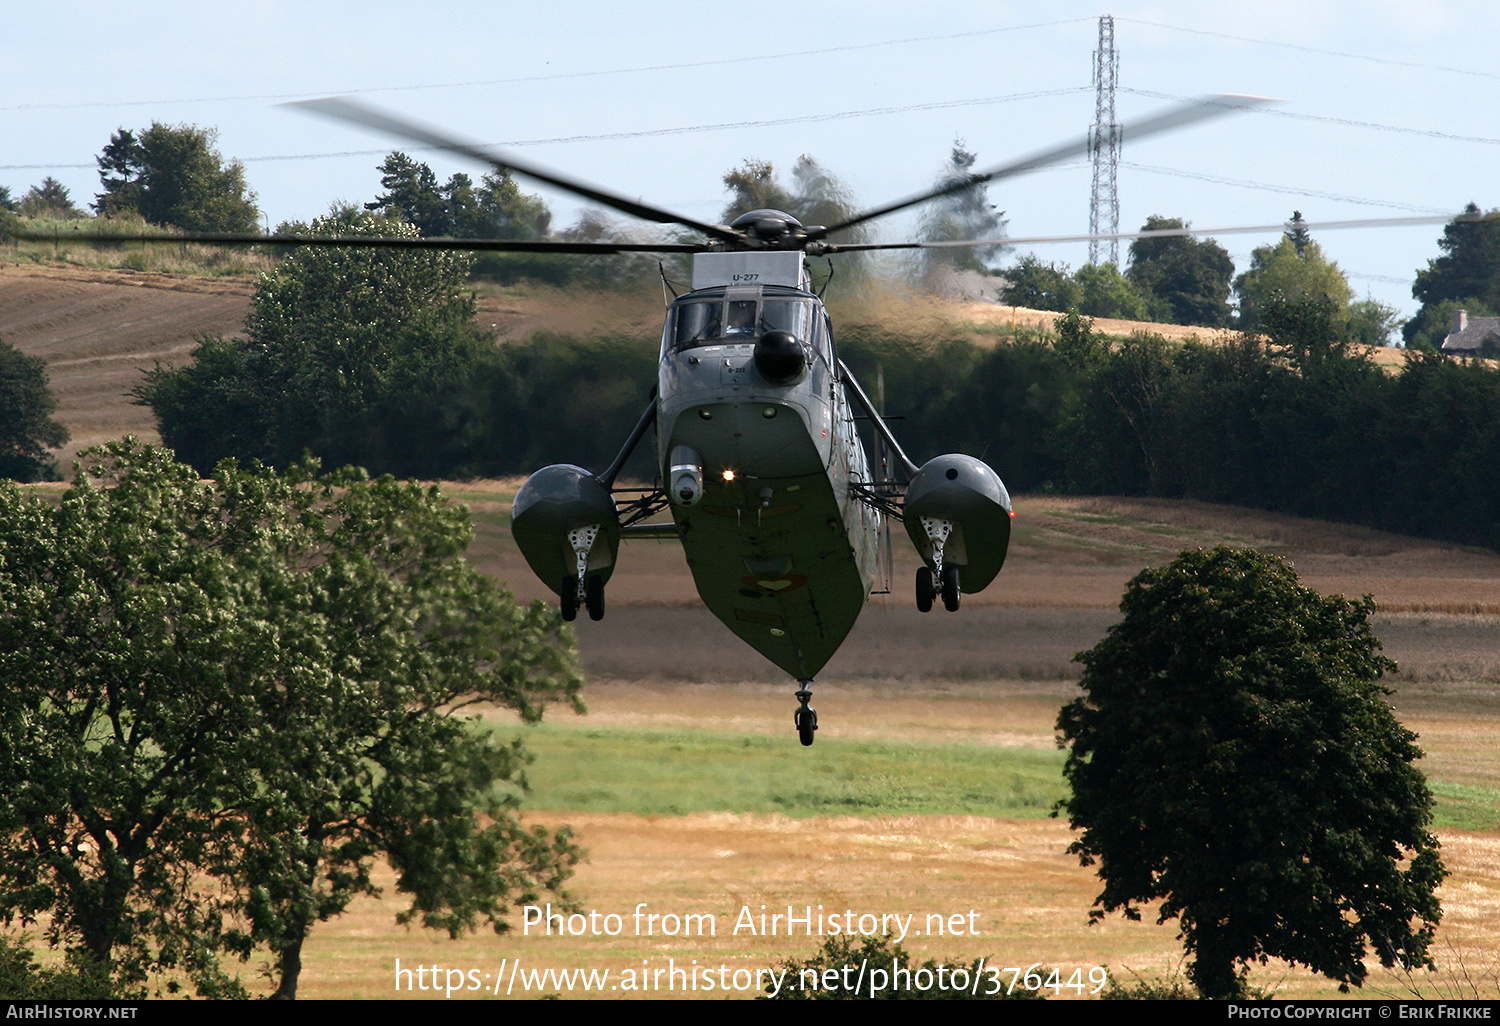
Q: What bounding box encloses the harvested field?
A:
[288,485,1500,1002]
[293,685,1500,1001]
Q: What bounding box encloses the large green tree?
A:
[136,207,498,476]
[1234,234,1353,331]
[1056,547,1444,999]
[999,255,1082,312]
[94,123,258,233]
[1126,216,1234,327]
[0,333,69,481]
[0,439,584,998]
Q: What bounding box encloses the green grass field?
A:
[501,721,1500,831]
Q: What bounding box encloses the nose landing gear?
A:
[793,681,818,746]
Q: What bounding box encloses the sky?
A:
[5,0,1498,324]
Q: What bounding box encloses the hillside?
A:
[1,259,1414,466]
[0,261,662,465]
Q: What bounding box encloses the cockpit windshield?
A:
[673,302,721,346]
[671,297,816,350]
[762,300,813,340]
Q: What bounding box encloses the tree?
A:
[1285,210,1312,255]
[365,152,553,241]
[1347,296,1402,347]
[721,158,796,219]
[472,168,552,240]
[0,333,69,481]
[136,206,497,477]
[1056,547,1445,999]
[0,439,584,997]
[721,155,863,240]
[1233,232,1353,331]
[18,177,83,219]
[720,155,867,292]
[94,123,258,232]
[1075,261,1153,320]
[1000,255,1082,312]
[365,151,447,234]
[1127,216,1234,327]
[917,140,1008,279]
[1406,204,1500,346]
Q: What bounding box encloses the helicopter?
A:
[258,94,1277,745]
[29,91,1463,745]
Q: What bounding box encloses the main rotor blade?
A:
[3,228,709,255]
[826,211,1489,253]
[287,96,744,246]
[810,93,1279,240]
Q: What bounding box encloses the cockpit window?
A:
[763,300,812,340]
[725,300,758,337]
[671,296,820,351]
[672,302,721,347]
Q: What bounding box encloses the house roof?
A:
[1442,316,1500,351]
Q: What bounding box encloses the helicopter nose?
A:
[753,330,806,384]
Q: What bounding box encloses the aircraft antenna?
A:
[1088,15,1122,266]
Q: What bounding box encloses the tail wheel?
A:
[942,566,961,611]
[585,574,605,621]
[560,575,579,621]
[915,566,935,612]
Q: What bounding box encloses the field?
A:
[5,260,1499,1000]
[284,486,1500,1001]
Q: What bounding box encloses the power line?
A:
[1121,161,1452,215]
[1116,16,1500,82]
[0,18,1095,113]
[0,88,1093,172]
[1122,87,1500,147]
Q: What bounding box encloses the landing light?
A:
[722,469,736,482]
[762,407,777,418]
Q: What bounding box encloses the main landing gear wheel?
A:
[942,565,961,612]
[915,566,935,613]
[794,683,818,746]
[560,575,579,621]
[585,573,605,621]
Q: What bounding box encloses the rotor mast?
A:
[1088,15,1122,266]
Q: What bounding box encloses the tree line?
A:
[996,212,1403,346]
